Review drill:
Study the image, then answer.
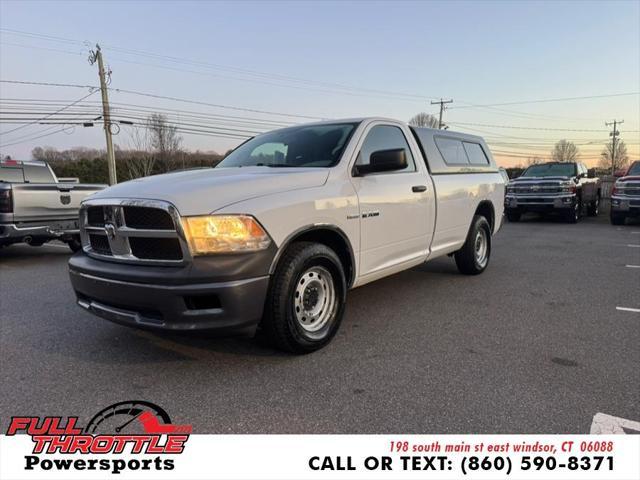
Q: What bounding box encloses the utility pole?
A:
[430,98,453,129]
[605,119,624,176]
[89,45,117,185]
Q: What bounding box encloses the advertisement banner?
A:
[1,428,639,479]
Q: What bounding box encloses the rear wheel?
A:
[260,242,346,354]
[610,212,626,225]
[454,215,491,275]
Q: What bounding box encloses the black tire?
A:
[260,242,347,354]
[67,236,82,253]
[565,198,581,223]
[587,194,600,216]
[610,212,625,225]
[506,210,521,222]
[454,215,492,275]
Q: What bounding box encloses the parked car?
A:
[505,161,600,223]
[610,160,640,225]
[0,159,106,252]
[498,167,510,184]
[68,118,505,353]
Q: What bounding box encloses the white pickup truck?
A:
[69,118,505,353]
[0,160,105,252]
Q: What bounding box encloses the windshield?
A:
[217,123,358,168]
[522,163,575,178]
[628,162,640,176]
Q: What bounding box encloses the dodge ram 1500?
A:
[1,159,105,251]
[68,118,505,353]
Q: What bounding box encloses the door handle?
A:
[412,185,427,193]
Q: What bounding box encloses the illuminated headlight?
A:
[181,215,271,255]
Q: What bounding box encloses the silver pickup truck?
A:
[0,159,106,252]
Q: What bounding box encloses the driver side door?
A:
[350,123,434,281]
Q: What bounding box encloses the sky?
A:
[0,0,639,167]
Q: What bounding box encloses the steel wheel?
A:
[474,229,489,269]
[293,266,336,333]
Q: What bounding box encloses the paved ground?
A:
[1,213,638,433]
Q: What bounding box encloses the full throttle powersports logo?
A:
[6,400,192,474]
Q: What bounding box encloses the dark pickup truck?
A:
[505,162,600,223]
[610,161,640,225]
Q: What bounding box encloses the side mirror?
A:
[354,148,407,176]
[587,168,596,179]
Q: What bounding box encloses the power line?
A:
[0,99,294,128]
[0,41,86,57]
[0,126,74,148]
[450,92,640,109]
[447,121,617,132]
[0,79,325,120]
[452,124,611,142]
[0,28,88,47]
[0,79,97,89]
[109,87,323,120]
[0,90,97,136]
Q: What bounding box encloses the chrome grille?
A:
[123,206,174,230]
[80,199,190,265]
[129,237,183,260]
[617,181,640,197]
[512,182,562,194]
[89,234,112,255]
[87,206,105,227]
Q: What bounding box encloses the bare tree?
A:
[551,140,579,162]
[598,139,629,173]
[124,126,157,179]
[526,156,544,166]
[146,113,183,172]
[408,112,439,129]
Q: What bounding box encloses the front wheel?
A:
[610,212,626,225]
[454,215,492,275]
[260,242,346,354]
[587,194,600,216]
[506,210,521,222]
[565,199,581,223]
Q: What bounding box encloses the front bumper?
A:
[610,196,640,216]
[68,250,273,334]
[505,194,576,212]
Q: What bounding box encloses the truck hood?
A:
[618,175,640,182]
[90,167,329,216]
[511,176,571,183]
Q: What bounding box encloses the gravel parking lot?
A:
[1,214,638,433]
